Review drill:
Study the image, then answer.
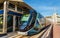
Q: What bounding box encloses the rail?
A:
[41,25,53,38]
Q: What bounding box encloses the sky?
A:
[24,0,60,17]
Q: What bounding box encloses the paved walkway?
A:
[53,24,60,38]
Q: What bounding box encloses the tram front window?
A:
[19,14,30,30]
[0,15,3,32]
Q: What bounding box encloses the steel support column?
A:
[13,16,16,32]
[3,1,8,34]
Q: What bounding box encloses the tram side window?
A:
[8,3,15,10]
[17,7,22,12]
[0,3,3,10]
[0,15,3,32]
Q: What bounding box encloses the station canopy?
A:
[0,0,23,3]
[0,0,33,10]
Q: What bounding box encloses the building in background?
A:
[46,13,60,25]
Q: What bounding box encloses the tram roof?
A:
[0,0,33,10]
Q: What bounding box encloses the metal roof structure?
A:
[0,0,33,10]
[0,0,23,3]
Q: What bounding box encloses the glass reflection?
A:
[19,14,30,30]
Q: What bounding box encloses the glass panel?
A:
[7,15,13,33]
[15,16,22,31]
[0,3,3,10]
[0,15,3,29]
[17,7,22,12]
[15,17,18,31]
[8,3,15,10]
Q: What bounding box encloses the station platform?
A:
[53,24,60,38]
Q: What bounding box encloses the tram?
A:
[18,10,47,35]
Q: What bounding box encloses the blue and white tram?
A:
[18,10,46,35]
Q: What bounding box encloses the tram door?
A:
[7,15,13,33]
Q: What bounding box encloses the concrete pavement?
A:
[53,24,60,38]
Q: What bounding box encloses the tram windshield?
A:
[0,15,3,32]
[20,14,30,30]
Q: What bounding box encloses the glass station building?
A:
[0,0,33,35]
